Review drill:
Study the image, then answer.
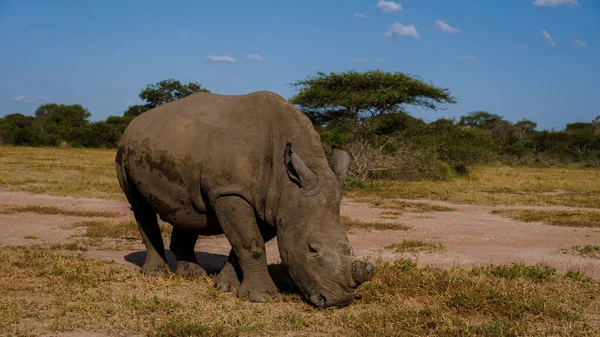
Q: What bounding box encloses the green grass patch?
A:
[341,216,411,231]
[562,245,600,259]
[385,240,445,253]
[470,262,557,282]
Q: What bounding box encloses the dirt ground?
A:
[1,190,599,280]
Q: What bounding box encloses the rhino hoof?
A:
[237,280,278,302]
[176,261,207,278]
[140,263,171,276]
[214,263,240,293]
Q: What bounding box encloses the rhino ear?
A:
[329,146,351,184]
[285,142,317,188]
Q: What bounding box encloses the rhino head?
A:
[276,143,375,308]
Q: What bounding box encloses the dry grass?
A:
[0,204,122,218]
[3,147,600,211]
[341,216,411,231]
[347,165,600,208]
[3,146,600,210]
[49,242,89,251]
[492,209,600,228]
[0,146,123,200]
[353,198,457,214]
[59,220,173,251]
[386,240,445,253]
[562,245,600,259]
[23,235,39,240]
[0,246,598,336]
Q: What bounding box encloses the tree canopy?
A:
[138,79,210,109]
[289,70,456,126]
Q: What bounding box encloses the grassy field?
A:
[2,146,600,336]
[2,146,600,209]
[1,245,598,336]
[346,166,600,208]
[0,146,123,200]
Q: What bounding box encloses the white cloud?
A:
[376,0,402,13]
[206,55,237,62]
[541,29,556,46]
[533,0,578,8]
[434,19,461,35]
[354,12,368,18]
[375,57,385,63]
[572,39,587,48]
[384,22,419,39]
[463,55,476,61]
[12,95,48,103]
[246,54,266,61]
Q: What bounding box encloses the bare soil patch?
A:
[1,190,599,280]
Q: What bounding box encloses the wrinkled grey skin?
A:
[115,90,374,308]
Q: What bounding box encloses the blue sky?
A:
[0,0,598,130]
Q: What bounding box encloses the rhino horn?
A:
[351,259,375,286]
[285,142,317,188]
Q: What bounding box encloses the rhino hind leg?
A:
[169,228,207,277]
[132,199,171,276]
[214,196,278,302]
[214,249,242,292]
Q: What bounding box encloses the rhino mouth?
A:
[308,290,354,308]
[309,292,326,308]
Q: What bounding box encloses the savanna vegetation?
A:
[2,71,600,183]
[2,146,600,209]
[2,71,600,336]
[1,148,599,336]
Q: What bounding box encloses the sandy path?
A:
[1,190,599,279]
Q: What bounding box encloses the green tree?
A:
[123,104,149,117]
[289,70,456,181]
[290,70,455,136]
[458,111,502,129]
[139,79,210,109]
[0,113,36,144]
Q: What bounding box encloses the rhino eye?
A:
[307,243,320,257]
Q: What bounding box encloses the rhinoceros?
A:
[115,90,374,307]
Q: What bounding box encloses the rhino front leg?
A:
[214,196,278,302]
[215,226,276,293]
[169,228,207,277]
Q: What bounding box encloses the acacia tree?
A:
[290,70,456,140]
[289,70,456,180]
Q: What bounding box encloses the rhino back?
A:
[118,91,328,228]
